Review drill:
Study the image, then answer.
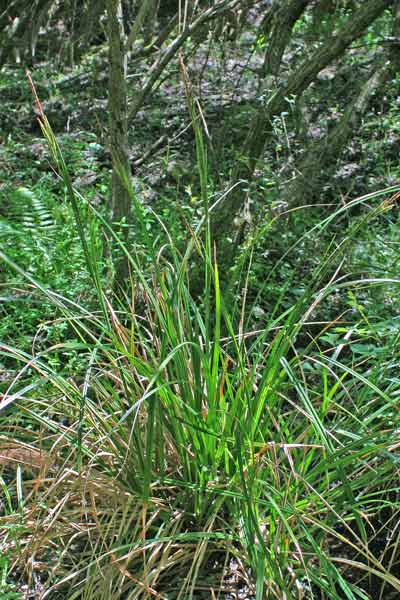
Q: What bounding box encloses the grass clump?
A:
[1,108,400,600]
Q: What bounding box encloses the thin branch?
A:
[127,0,248,121]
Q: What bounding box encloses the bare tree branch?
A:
[242,0,393,178]
[127,0,250,121]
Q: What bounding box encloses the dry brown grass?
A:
[0,441,54,474]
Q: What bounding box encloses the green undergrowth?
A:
[1,110,400,600]
[0,177,101,374]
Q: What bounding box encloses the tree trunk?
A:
[211,0,311,267]
[107,0,131,223]
[242,0,392,181]
[390,0,400,70]
[282,63,390,207]
[261,0,311,79]
[281,0,400,207]
[211,0,392,270]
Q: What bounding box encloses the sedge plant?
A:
[0,78,400,599]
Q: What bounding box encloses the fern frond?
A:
[9,187,56,237]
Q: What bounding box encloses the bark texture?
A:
[107,0,131,223]
[261,0,310,79]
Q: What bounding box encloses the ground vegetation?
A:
[1,1,400,598]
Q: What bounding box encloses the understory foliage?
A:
[2,2,400,598]
[1,112,400,599]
